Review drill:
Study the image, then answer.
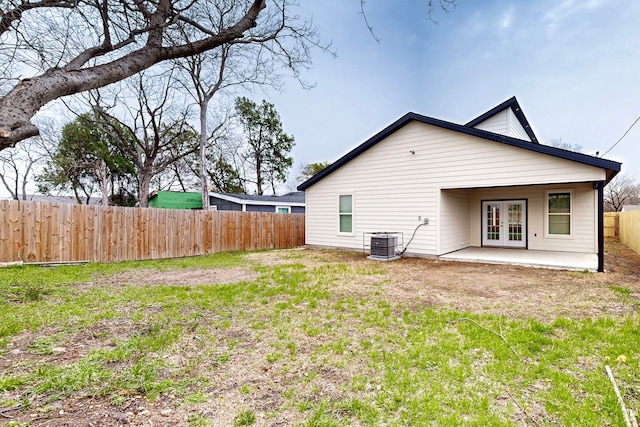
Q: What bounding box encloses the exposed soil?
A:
[1,240,639,426]
[98,267,260,288]
[350,245,640,322]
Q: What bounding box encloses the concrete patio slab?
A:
[439,247,598,271]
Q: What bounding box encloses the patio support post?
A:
[597,181,604,272]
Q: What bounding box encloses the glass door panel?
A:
[485,203,501,244]
[482,200,526,248]
[508,203,522,242]
[504,202,525,247]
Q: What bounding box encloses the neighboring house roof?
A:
[210,191,305,206]
[1,194,102,204]
[465,96,539,144]
[298,98,621,191]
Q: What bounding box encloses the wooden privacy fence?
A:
[0,200,305,263]
[604,212,619,239]
[619,210,640,255]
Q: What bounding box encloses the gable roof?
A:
[298,103,621,191]
[210,191,305,206]
[465,96,539,143]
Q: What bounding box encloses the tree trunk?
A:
[92,161,111,205]
[20,175,27,200]
[138,170,153,208]
[72,187,83,205]
[199,100,210,210]
[255,156,262,195]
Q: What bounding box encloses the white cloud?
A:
[585,0,603,8]
[543,0,574,28]
[544,0,604,27]
[500,7,513,29]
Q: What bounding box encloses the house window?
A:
[339,195,353,233]
[277,207,290,214]
[547,191,572,235]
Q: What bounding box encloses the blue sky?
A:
[269,0,640,180]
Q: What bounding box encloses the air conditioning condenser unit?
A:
[369,234,399,261]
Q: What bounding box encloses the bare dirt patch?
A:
[323,240,640,322]
[101,267,260,287]
[0,318,142,376]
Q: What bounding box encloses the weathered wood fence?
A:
[0,200,305,263]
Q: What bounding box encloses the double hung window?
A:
[547,191,572,236]
[339,195,353,234]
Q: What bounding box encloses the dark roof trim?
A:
[297,112,621,191]
[465,96,539,144]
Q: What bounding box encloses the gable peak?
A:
[465,97,539,144]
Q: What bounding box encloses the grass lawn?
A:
[1,242,639,426]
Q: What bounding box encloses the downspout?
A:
[597,181,604,272]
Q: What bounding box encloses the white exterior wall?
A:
[473,108,532,142]
[439,189,472,254]
[304,121,605,256]
[468,183,597,253]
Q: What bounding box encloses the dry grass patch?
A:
[100,267,260,287]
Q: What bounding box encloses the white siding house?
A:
[298,97,621,272]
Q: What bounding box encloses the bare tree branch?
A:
[0,0,77,37]
[0,0,281,149]
[359,1,380,44]
[604,174,640,212]
[359,0,457,42]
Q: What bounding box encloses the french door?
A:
[481,200,526,248]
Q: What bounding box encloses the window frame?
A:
[545,190,573,238]
[337,193,354,236]
[276,206,291,214]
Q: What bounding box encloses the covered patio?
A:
[439,247,598,272]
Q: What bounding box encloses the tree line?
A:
[2,92,302,207]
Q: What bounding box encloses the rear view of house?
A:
[298,97,621,272]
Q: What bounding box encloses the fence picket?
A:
[0,201,10,262]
